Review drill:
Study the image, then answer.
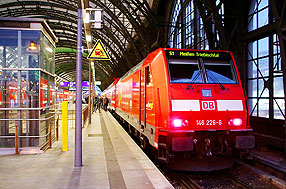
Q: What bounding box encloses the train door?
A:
[139,70,142,130]
[139,66,149,131]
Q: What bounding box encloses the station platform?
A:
[251,148,286,181]
[0,110,173,189]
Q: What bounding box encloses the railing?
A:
[0,115,55,154]
[82,105,89,127]
[56,104,89,127]
[0,103,89,155]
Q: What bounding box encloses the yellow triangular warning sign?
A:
[87,39,111,60]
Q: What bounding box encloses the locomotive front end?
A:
[159,49,255,171]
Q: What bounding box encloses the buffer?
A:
[87,39,111,60]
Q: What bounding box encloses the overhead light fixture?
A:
[29,41,37,50]
[83,11,90,23]
[46,47,53,52]
[86,35,92,42]
[93,22,101,29]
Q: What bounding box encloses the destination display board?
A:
[165,50,231,60]
[59,81,89,88]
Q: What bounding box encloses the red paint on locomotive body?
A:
[103,48,254,171]
[40,78,48,107]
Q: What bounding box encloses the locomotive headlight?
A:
[173,119,182,127]
[173,119,189,127]
[228,118,242,126]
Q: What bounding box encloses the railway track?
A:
[164,170,255,189]
[112,111,282,189]
[227,173,254,189]
[169,172,202,189]
[159,163,279,189]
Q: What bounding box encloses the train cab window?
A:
[168,59,203,83]
[146,66,151,85]
[204,60,237,84]
[168,58,238,84]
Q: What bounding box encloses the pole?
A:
[17,31,22,150]
[49,121,52,149]
[88,63,92,124]
[75,7,83,167]
[15,124,19,154]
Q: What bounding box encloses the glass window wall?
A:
[248,0,269,32]
[247,1,285,120]
[0,28,55,150]
[40,32,55,74]
[168,0,223,50]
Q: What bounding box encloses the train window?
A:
[204,60,237,84]
[168,59,203,83]
[168,58,238,84]
[146,66,151,85]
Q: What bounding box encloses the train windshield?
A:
[168,58,238,84]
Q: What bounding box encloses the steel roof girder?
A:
[109,0,150,54]
[91,0,142,59]
[0,1,77,12]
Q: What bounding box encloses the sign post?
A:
[75,6,82,167]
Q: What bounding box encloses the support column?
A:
[17,31,22,149]
[88,63,92,124]
[75,7,83,167]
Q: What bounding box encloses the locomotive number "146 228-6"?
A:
[196,120,222,126]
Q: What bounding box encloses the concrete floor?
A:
[0,111,173,189]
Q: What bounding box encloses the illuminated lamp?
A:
[173,119,182,127]
[228,118,242,126]
[174,119,189,127]
[29,41,37,50]
[86,35,92,42]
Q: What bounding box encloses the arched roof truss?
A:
[0,0,158,89]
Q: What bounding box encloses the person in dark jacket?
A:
[93,97,98,112]
[104,97,109,111]
[99,97,103,112]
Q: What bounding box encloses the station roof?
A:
[0,0,159,89]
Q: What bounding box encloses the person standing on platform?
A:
[103,97,109,111]
[93,97,98,112]
[99,97,103,112]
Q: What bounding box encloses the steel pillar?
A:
[75,8,83,167]
[88,63,92,124]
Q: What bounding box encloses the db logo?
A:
[201,101,216,110]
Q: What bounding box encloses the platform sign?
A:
[87,39,111,60]
[165,50,231,60]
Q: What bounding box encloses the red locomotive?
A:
[103,48,255,171]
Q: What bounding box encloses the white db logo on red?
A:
[202,101,216,110]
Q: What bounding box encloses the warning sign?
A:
[87,39,111,60]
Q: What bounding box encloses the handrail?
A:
[1,103,88,154]
[0,105,56,110]
[0,67,56,77]
[0,115,56,121]
[0,130,53,139]
[82,106,89,127]
[13,123,53,154]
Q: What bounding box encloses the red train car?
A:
[103,48,255,171]
[102,78,119,111]
[40,78,48,107]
